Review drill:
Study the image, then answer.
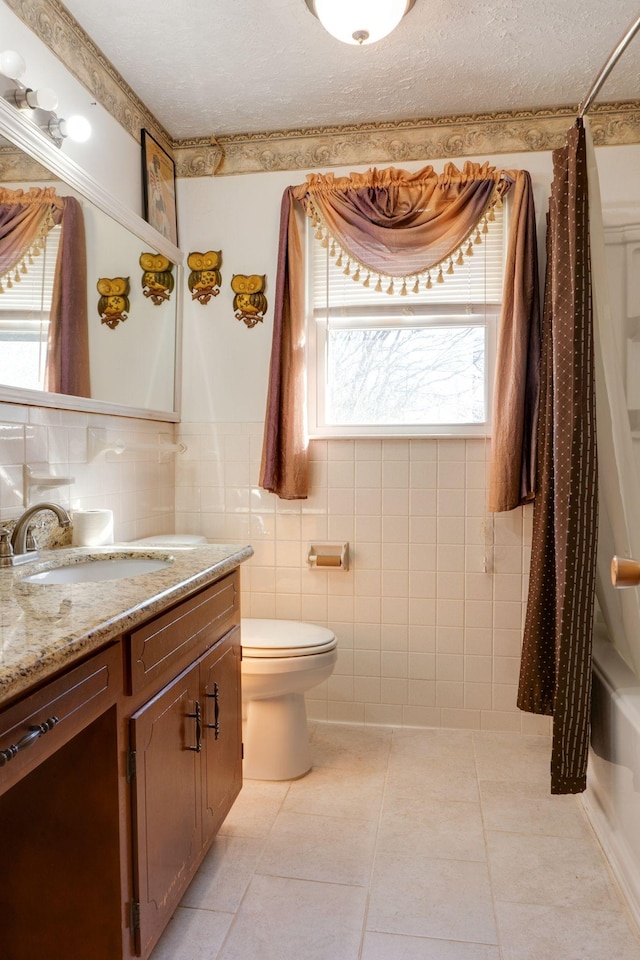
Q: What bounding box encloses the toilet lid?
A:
[241,618,337,658]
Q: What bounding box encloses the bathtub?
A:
[583,625,640,928]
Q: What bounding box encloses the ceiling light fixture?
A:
[305,0,416,45]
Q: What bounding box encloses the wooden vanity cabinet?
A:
[200,629,242,839]
[0,567,243,960]
[0,644,123,960]
[125,572,242,958]
[129,656,204,956]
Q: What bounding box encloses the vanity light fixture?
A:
[0,48,91,148]
[304,0,416,45]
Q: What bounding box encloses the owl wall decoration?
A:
[231,274,267,328]
[97,277,130,330]
[139,252,174,305]
[188,250,222,304]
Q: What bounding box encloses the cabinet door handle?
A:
[186,700,202,752]
[206,682,220,740]
[0,716,59,766]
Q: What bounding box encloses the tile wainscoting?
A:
[0,402,175,541]
[176,422,550,735]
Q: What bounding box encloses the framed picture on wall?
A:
[141,128,178,246]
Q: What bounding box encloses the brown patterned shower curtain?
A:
[518,119,598,794]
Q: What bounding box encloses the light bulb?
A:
[62,114,91,142]
[314,0,409,44]
[0,49,26,80]
[24,87,59,111]
[48,114,91,145]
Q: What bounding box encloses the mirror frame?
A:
[0,96,184,421]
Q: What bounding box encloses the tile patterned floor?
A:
[150,724,640,960]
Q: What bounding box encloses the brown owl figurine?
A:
[97,276,130,329]
[231,274,267,328]
[188,251,222,304]
[139,252,174,305]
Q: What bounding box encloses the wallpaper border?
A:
[5,0,640,178]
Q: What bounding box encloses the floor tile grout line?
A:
[473,731,507,960]
[213,779,293,960]
[355,725,394,959]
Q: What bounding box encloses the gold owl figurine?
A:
[188,250,222,305]
[139,252,175,305]
[97,277,130,329]
[231,274,267,328]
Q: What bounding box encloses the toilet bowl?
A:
[241,618,337,780]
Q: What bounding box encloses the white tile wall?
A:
[0,402,175,541]
[177,421,551,735]
[0,401,550,734]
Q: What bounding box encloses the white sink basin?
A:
[22,556,172,584]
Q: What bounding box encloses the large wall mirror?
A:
[0,97,183,421]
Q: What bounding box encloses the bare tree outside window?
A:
[327,325,485,425]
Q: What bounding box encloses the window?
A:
[306,205,505,438]
[0,225,60,391]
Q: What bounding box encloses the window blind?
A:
[0,224,61,320]
[311,204,505,312]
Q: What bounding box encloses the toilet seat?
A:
[241,618,337,659]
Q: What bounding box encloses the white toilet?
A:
[240,618,337,780]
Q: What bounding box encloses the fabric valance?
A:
[0,186,63,291]
[295,162,509,294]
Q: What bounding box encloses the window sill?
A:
[307,424,492,440]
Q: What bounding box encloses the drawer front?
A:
[127,571,239,696]
[0,643,122,796]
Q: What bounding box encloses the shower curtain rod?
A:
[578,13,640,117]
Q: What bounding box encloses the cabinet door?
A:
[200,625,243,842]
[130,662,202,957]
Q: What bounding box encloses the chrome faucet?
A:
[10,501,72,556]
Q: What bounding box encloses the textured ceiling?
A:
[59,0,640,140]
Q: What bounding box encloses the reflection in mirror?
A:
[0,183,89,399]
[0,115,182,420]
[0,186,61,391]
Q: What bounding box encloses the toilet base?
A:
[243,692,312,780]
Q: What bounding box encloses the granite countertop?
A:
[0,542,254,708]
